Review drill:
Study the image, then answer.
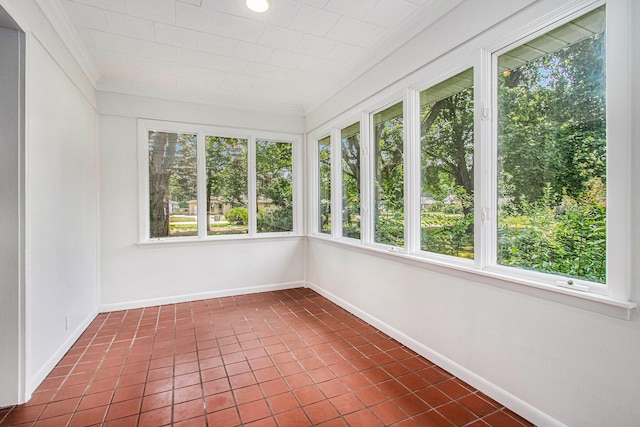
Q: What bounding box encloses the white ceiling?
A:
[53,0,453,114]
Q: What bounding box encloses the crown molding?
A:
[34,0,100,87]
[96,78,306,118]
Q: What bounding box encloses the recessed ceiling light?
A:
[246,0,270,13]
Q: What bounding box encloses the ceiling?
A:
[51,0,455,115]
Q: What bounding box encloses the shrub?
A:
[226,207,248,225]
[498,199,606,283]
[257,208,293,233]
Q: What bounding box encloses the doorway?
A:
[0,6,26,407]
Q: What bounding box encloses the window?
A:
[306,2,634,315]
[142,121,299,240]
[341,122,361,239]
[205,136,248,236]
[496,6,606,283]
[373,102,404,247]
[256,139,294,234]
[420,69,474,259]
[148,131,197,238]
[318,136,331,234]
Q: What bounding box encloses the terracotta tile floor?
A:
[0,288,534,427]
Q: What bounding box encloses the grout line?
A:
[0,288,534,427]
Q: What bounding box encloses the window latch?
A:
[481,106,491,121]
[556,280,590,292]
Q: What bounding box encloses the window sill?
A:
[307,236,637,320]
[138,233,302,248]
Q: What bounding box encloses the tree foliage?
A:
[256,140,293,233]
[342,128,361,239]
[374,107,404,246]
[205,137,248,233]
[420,82,474,258]
[497,27,607,282]
[318,137,331,233]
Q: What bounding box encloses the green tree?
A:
[421,89,474,212]
[256,140,293,233]
[497,11,607,282]
[205,137,248,232]
[341,126,361,238]
[498,32,606,209]
[420,82,475,257]
[373,106,404,246]
[318,137,331,233]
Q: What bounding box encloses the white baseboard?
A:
[305,281,562,427]
[27,307,99,398]
[99,281,305,312]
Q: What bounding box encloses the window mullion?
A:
[197,132,207,239]
[248,136,257,237]
[138,122,150,242]
[331,128,341,239]
[605,0,631,300]
[361,112,373,245]
[477,49,496,269]
[309,136,320,235]
[293,137,303,235]
[404,88,421,254]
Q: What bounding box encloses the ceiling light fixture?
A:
[246,0,270,13]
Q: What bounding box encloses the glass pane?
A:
[341,122,361,239]
[205,136,248,236]
[497,6,606,283]
[256,140,294,233]
[373,102,404,247]
[420,69,474,259]
[148,131,197,238]
[318,136,331,234]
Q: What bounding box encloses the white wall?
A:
[98,93,306,309]
[0,0,100,402]
[26,37,99,393]
[305,0,640,426]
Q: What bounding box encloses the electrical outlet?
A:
[65,314,70,331]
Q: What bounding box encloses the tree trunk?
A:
[149,132,177,237]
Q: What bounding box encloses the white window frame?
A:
[336,117,365,244]
[138,119,302,243]
[255,136,301,236]
[481,1,616,296]
[407,62,478,266]
[308,118,366,243]
[307,131,331,239]
[367,97,406,253]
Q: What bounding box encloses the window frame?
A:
[308,117,366,244]
[367,97,406,252]
[308,131,333,239]
[305,0,635,319]
[338,119,364,243]
[317,134,333,236]
[138,119,302,243]
[482,1,613,296]
[408,63,478,266]
[204,134,251,238]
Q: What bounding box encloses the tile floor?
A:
[0,288,534,427]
